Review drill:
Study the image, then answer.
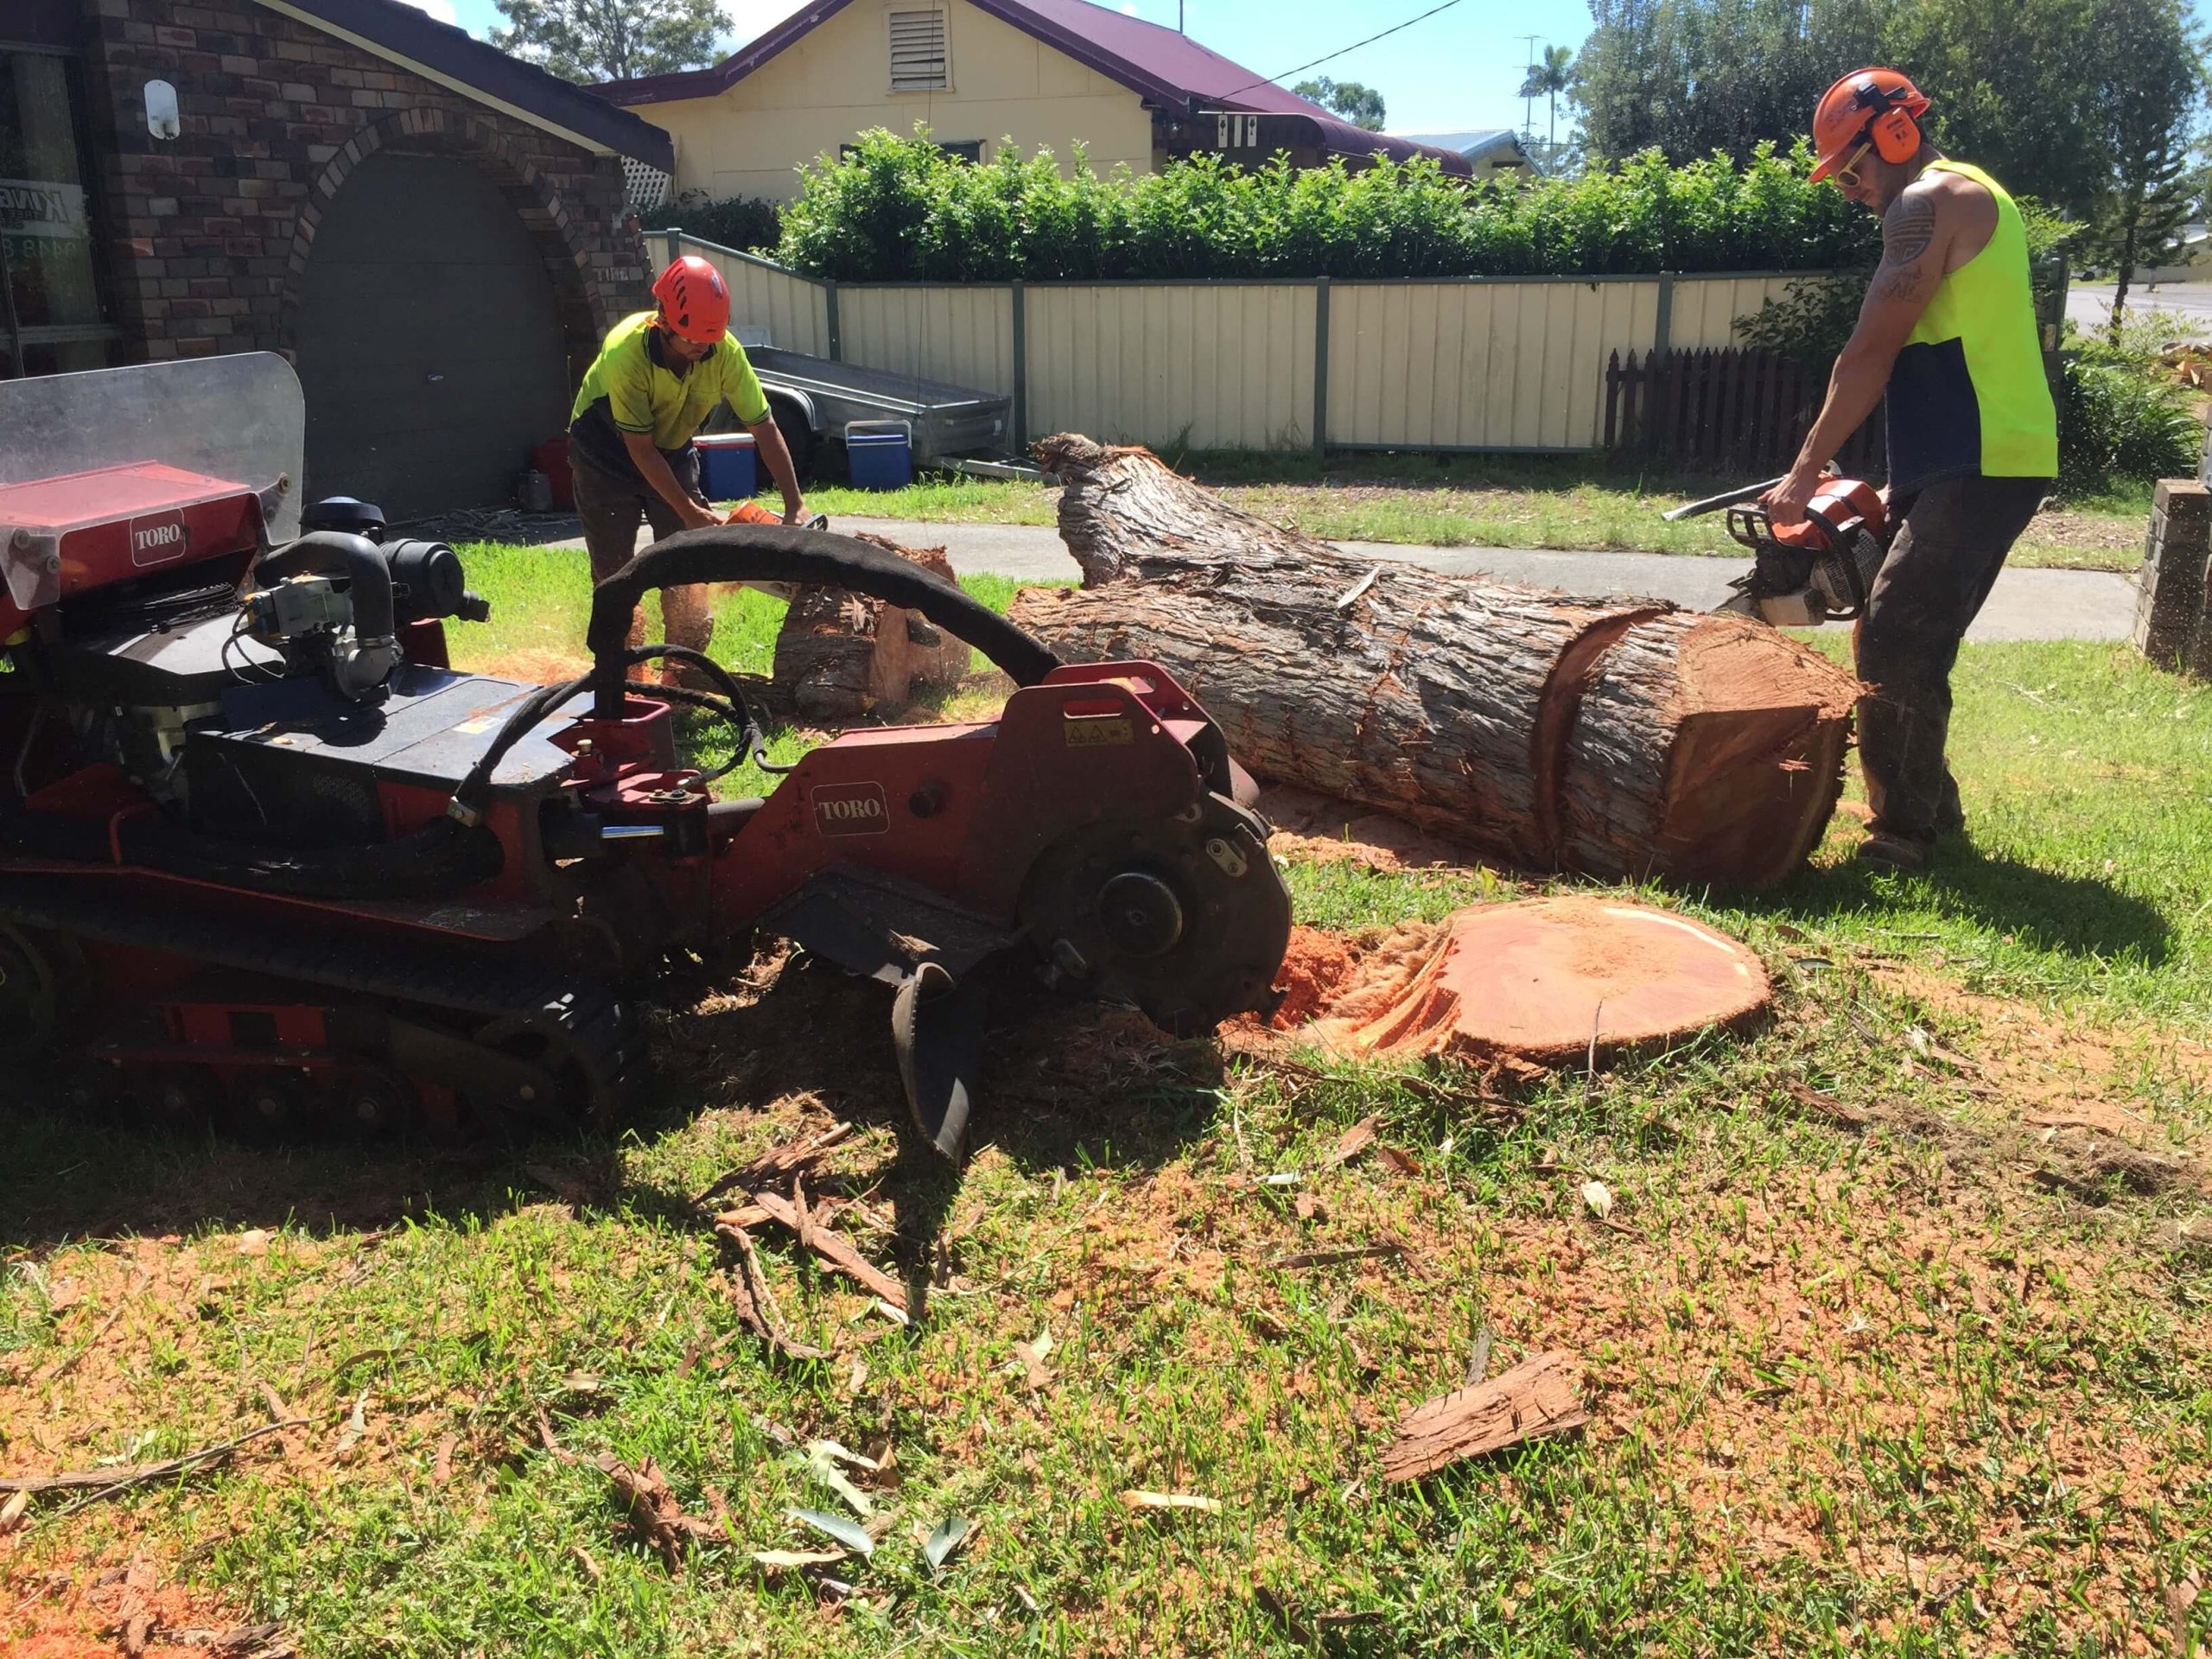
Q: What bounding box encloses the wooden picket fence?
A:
[1604,346,1885,477]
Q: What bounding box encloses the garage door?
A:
[299,150,569,521]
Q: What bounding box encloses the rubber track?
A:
[0,875,644,1119]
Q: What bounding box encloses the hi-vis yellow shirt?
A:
[567,312,769,477]
[1885,160,2059,493]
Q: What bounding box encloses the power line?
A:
[1216,0,1469,104]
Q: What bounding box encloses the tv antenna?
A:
[1517,34,1541,138]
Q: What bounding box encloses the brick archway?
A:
[279,105,603,362]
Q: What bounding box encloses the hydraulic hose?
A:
[255,531,397,643]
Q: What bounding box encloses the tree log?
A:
[1007,436,1859,887]
[770,539,973,719]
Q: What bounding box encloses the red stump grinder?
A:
[0,354,1291,1156]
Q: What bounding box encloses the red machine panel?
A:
[0,460,264,634]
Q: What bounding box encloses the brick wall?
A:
[79,0,649,366]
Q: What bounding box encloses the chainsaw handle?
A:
[1662,474,1790,524]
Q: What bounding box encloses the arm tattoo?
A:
[1869,192,1938,303]
[1882,194,1937,265]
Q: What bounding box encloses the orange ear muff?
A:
[1872,106,1918,163]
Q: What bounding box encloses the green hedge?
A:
[771,130,1877,283]
[665,189,783,253]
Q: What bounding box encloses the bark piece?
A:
[746,1190,909,1313]
[594,1453,721,1572]
[1012,436,1860,887]
[772,540,974,718]
[1380,1351,1588,1482]
[694,1122,852,1210]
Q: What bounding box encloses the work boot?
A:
[1857,830,1930,872]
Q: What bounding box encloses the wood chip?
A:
[693,1122,854,1209]
[753,1547,849,1571]
[749,1189,908,1313]
[0,1488,28,1534]
[431,1433,457,1487]
[1117,1489,1221,1514]
[1326,1115,1380,1166]
[1268,1243,1402,1270]
[595,1454,721,1573]
[725,1230,831,1362]
[1380,1351,1588,1482]
[1783,1078,1869,1130]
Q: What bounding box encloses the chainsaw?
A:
[0,354,1293,1159]
[1664,473,1895,627]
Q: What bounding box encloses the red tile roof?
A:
[601,0,1336,124]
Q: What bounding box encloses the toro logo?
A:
[810,780,890,836]
[127,512,189,568]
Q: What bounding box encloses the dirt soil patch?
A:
[3,1548,271,1658]
[2016,505,2144,561]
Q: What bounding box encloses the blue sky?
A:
[410,0,1595,138]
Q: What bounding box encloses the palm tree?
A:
[1516,44,1575,149]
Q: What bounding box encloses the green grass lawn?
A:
[3,574,2208,1654]
[801,454,2152,572]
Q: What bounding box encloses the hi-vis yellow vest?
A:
[1885,160,2059,493]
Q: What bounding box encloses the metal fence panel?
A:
[1327,278,1662,449]
[839,285,1018,399]
[1025,283,1315,448]
[1666,275,1805,349]
[647,236,1847,457]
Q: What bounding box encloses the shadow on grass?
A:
[1724,841,2173,964]
[0,957,1220,1273]
[641,959,1224,1316]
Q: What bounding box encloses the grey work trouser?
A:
[1854,473,2049,846]
[572,442,713,658]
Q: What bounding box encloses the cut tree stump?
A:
[1380,1351,1589,1481]
[770,538,973,719]
[1007,436,1862,887]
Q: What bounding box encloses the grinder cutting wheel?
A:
[1665,472,1895,627]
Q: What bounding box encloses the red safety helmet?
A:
[1808,68,1930,183]
[651,254,730,345]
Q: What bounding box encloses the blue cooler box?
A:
[845,419,912,490]
[695,431,756,499]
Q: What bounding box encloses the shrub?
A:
[664,191,783,252]
[770,130,1878,283]
[2056,353,2203,492]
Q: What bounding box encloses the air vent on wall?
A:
[889,8,949,91]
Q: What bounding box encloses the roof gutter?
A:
[252,0,674,168]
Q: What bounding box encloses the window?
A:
[0,45,115,378]
[887,8,948,92]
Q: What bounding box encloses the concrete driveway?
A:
[556,516,2139,645]
[2068,280,2212,342]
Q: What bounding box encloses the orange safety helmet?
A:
[1808,68,1930,183]
[651,254,731,345]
